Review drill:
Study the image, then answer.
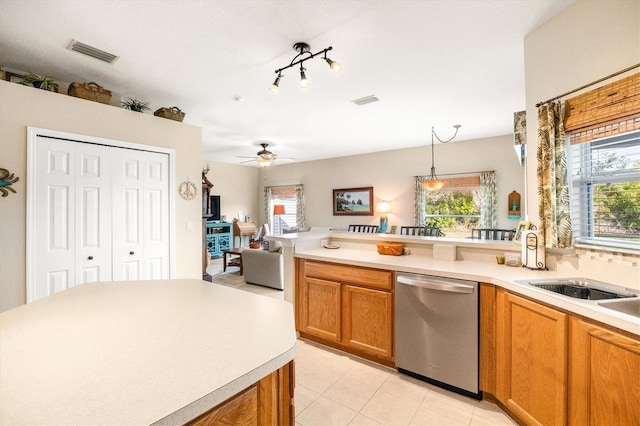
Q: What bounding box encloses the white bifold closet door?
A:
[31,136,170,302]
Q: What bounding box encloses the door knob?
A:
[88,256,94,260]
[129,251,135,255]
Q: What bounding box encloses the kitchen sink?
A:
[598,298,640,318]
[515,278,638,301]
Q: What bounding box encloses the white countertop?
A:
[296,246,640,337]
[0,279,296,425]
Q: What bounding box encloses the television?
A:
[209,195,221,221]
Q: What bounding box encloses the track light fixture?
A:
[269,42,341,92]
[422,124,462,191]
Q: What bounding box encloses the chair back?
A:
[471,228,515,241]
[400,226,445,237]
[348,224,379,233]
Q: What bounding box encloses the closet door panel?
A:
[75,146,112,285]
[32,139,76,301]
[143,153,170,280]
[112,154,144,281]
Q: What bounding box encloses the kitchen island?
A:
[0,279,296,425]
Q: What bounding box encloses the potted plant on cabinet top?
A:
[19,72,59,92]
[121,97,151,113]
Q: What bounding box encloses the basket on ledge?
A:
[67,82,112,104]
[154,106,185,122]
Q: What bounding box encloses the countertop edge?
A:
[152,344,296,425]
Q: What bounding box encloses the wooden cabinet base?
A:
[186,361,294,426]
[299,332,395,368]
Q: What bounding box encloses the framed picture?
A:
[513,220,531,244]
[333,187,374,216]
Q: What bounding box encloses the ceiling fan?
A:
[237,143,294,167]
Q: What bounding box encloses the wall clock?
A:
[178,180,197,200]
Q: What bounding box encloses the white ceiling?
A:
[0,0,574,166]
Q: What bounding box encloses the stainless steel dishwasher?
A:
[395,272,481,399]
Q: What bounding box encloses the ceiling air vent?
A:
[67,39,119,64]
[352,95,379,106]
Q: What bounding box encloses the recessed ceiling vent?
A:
[67,39,119,64]
[352,95,379,106]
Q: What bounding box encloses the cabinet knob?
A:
[88,256,94,260]
[129,251,135,255]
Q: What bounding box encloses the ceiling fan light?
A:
[257,156,272,167]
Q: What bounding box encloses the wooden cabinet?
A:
[568,317,640,425]
[495,289,568,426]
[301,277,342,342]
[343,284,393,360]
[186,360,295,426]
[296,259,394,365]
[479,282,497,396]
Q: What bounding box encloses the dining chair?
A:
[348,224,380,233]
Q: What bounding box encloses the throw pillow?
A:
[268,240,283,253]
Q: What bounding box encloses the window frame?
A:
[568,130,640,252]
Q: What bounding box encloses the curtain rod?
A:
[535,62,640,107]
[415,170,494,178]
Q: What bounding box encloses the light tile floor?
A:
[294,339,516,426]
[207,256,516,426]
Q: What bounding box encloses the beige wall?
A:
[0,80,203,312]
[200,160,260,224]
[523,0,640,289]
[258,134,525,232]
[523,0,640,221]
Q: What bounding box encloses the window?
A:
[568,130,640,250]
[265,185,305,234]
[423,175,482,238]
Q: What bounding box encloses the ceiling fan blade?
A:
[237,155,258,159]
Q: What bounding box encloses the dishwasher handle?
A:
[397,275,475,294]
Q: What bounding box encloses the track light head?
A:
[324,53,343,73]
[269,73,282,93]
[299,66,309,89]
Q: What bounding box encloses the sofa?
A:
[242,246,284,290]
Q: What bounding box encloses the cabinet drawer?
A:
[305,261,392,290]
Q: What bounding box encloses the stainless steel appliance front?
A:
[395,272,481,399]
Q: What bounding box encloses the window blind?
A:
[564,72,640,143]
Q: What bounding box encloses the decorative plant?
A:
[19,72,58,92]
[121,97,151,113]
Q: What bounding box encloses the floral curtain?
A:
[413,176,427,226]
[537,101,572,248]
[480,171,497,228]
[263,186,273,232]
[295,185,306,227]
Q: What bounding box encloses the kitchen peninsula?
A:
[0,279,296,425]
[273,231,639,425]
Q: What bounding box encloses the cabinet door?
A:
[300,277,342,342]
[496,290,567,425]
[343,285,393,360]
[569,317,640,425]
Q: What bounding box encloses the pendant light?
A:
[422,125,461,191]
